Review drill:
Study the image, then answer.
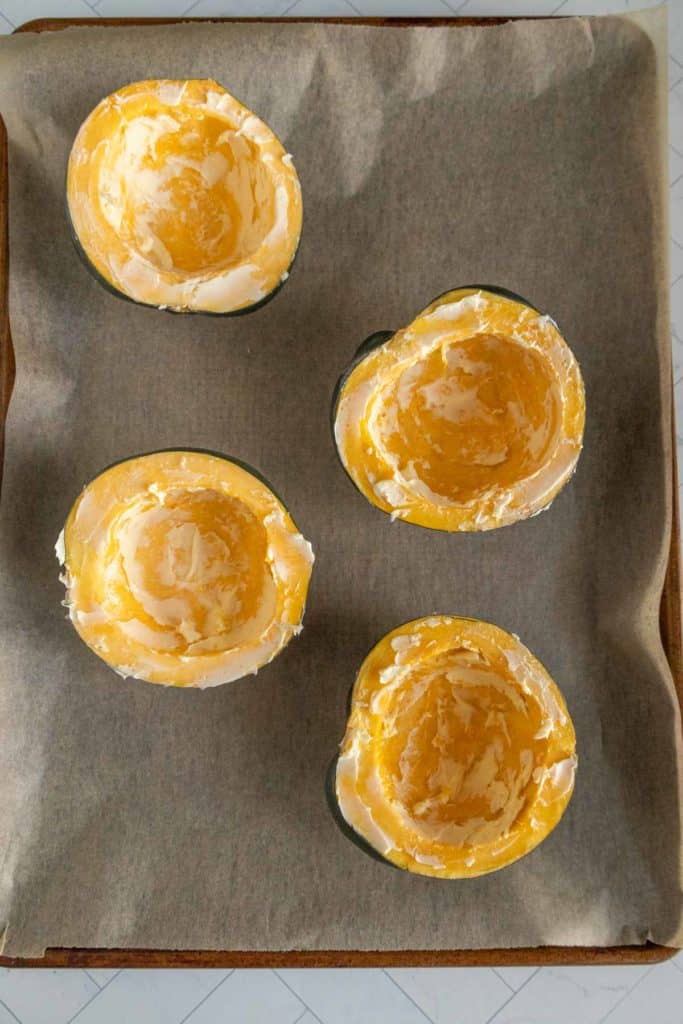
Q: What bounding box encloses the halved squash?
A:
[333,287,585,531]
[56,450,314,687]
[66,80,302,314]
[335,615,576,878]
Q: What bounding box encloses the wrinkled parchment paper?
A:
[0,9,681,957]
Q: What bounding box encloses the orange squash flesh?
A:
[67,80,302,313]
[56,451,314,687]
[333,288,585,531]
[335,616,577,878]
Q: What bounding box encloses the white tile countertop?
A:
[1,0,683,1021]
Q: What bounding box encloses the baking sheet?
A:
[0,10,681,957]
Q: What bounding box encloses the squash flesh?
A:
[336,616,577,878]
[334,288,585,530]
[57,451,314,687]
[376,333,562,504]
[102,108,275,275]
[67,80,302,313]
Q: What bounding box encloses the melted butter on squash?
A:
[335,616,576,878]
[67,80,301,313]
[57,451,314,687]
[376,335,562,504]
[334,289,585,531]
[108,488,277,653]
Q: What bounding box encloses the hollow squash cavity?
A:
[56,451,314,687]
[335,616,577,878]
[333,288,585,530]
[67,80,302,313]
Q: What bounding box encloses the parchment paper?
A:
[0,9,681,957]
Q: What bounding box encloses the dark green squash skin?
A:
[330,286,541,530]
[326,633,401,871]
[325,752,401,872]
[326,655,401,871]
[330,330,395,431]
[67,198,300,318]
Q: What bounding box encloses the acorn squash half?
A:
[56,450,314,687]
[66,80,302,314]
[333,287,585,531]
[334,616,577,878]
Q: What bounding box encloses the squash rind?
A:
[66,79,302,315]
[332,287,585,532]
[333,615,577,878]
[57,449,314,688]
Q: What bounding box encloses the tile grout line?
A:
[441,0,468,16]
[0,997,21,1024]
[345,1,363,17]
[274,970,325,1024]
[598,963,657,1023]
[65,969,122,1024]
[482,965,540,1024]
[382,968,438,1024]
[281,0,364,15]
[491,967,516,993]
[177,969,235,1024]
[83,968,106,989]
